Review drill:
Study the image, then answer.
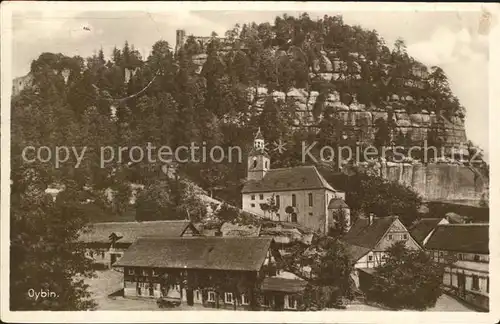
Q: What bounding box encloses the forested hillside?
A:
[11,13,483,217]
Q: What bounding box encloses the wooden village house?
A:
[424,224,489,311]
[77,220,199,268]
[113,236,308,311]
[341,215,421,289]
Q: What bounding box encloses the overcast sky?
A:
[10,7,492,157]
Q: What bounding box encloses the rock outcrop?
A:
[248,86,468,151]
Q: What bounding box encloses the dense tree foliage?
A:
[280,236,354,310]
[366,241,444,310]
[333,170,422,226]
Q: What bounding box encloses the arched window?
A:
[292,194,296,207]
[265,161,268,169]
[253,160,257,168]
[308,193,313,207]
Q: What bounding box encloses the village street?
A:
[86,270,476,312]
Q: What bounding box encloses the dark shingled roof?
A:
[261,277,307,293]
[342,216,398,249]
[114,237,273,271]
[242,165,338,193]
[328,198,349,209]
[344,244,371,263]
[425,224,489,254]
[409,218,443,245]
[78,220,196,244]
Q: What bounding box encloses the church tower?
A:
[247,128,270,181]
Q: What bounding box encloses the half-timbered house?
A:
[113,236,281,310]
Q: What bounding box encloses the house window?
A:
[308,193,313,207]
[263,295,273,307]
[101,251,105,258]
[285,295,297,309]
[292,194,296,207]
[439,251,444,258]
[251,203,255,208]
[275,195,280,208]
[472,275,480,291]
[259,194,264,200]
[128,268,135,275]
[457,253,463,260]
[403,234,408,240]
[388,235,393,240]
[225,292,234,304]
[251,195,255,200]
[308,212,313,216]
[207,291,216,302]
[368,255,373,262]
[265,161,268,169]
[241,294,249,305]
[474,255,480,262]
[152,269,158,276]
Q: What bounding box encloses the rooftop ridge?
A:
[266,165,315,172]
[438,223,489,227]
[137,236,273,240]
[89,220,190,225]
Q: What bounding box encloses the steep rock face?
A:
[248,86,468,151]
[354,161,488,201]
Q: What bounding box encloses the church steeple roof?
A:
[254,127,264,140]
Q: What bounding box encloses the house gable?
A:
[374,218,421,252]
[181,223,200,237]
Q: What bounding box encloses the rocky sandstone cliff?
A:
[247,86,468,154]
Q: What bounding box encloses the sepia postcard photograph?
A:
[1,2,499,323]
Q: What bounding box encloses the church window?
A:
[275,195,280,208]
[308,193,313,207]
[251,195,255,200]
[259,194,264,200]
[251,203,255,208]
[292,194,296,207]
[265,161,268,168]
[253,160,257,168]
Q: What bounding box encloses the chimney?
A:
[369,213,374,226]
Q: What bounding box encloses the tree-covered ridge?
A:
[12,13,476,210]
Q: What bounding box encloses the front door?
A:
[457,273,466,298]
[187,289,194,306]
[275,294,284,311]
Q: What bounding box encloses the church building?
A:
[241,129,349,233]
